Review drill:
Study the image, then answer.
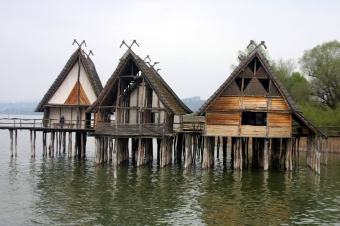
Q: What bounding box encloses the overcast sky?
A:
[0,0,339,102]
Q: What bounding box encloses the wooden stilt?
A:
[62,132,66,154]
[222,137,227,166]
[14,130,17,157]
[176,133,183,163]
[51,132,55,157]
[185,134,192,168]
[68,132,72,158]
[81,132,85,159]
[9,129,13,157]
[33,130,36,157]
[263,138,269,170]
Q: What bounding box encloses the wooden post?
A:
[81,132,85,159]
[9,129,13,157]
[33,130,36,157]
[51,132,55,157]
[263,138,269,170]
[14,130,17,157]
[222,137,227,166]
[176,133,183,163]
[109,138,113,162]
[233,138,242,170]
[185,134,192,168]
[68,132,72,158]
[114,138,118,166]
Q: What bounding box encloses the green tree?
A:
[299,40,340,110]
[272,59,311,105]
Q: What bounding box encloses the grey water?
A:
[0,115,340,225]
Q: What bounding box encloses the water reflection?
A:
[1,140,340,225]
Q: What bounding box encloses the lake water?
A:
[0,115,340,225]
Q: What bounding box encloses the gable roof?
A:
[86,49,192,115]
[35,47,103,112]
[195,48,326,137]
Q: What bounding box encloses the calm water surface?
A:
[0,116,340,225]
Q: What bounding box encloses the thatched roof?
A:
[87,49,192,115]
[195,48,326,137]
[35,47,103,112]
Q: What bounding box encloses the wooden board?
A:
[268,126,291,137]
[206,112,240,125]
[205,125,239,136]
[207,97,240,111]
[270,98,289,111]
[240,125,266,137]
[242,97,267,110]
[268,113,291,127]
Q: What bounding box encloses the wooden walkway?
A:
[0,117,95,132]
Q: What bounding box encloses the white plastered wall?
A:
[48,60,97,104]
[49,107,86,127]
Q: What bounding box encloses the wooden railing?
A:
[95,122,168,136]
[0,118,95,129]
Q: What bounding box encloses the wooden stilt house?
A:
[35,47,103,129]
[86,48,192,165]
[195,47,326,172]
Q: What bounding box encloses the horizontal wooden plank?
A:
[270,98,289,111]
[268,126,291,137]
[207,97,240,111]
[242,97,267,109]
[240,125,266,137]
[268,113,291,127]
[206,112,240,125]
[206,125,239,136]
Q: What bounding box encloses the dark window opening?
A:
[259,79,270,92]
[241,112,267,126]
[248,57,262,73]
[235,78,242,91]
[244,78,251,90]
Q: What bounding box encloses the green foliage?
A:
[299,40,340,110]
[272,59,311,105]
[298,104,340,126]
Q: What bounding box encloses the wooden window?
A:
[241,112,267,126]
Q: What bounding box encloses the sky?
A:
[0,0,339,102]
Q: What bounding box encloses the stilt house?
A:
[35,47,103,129]
[195,48,324,138]
[195,46,326,171]
[87,48,192,137]
[86,48,192,166]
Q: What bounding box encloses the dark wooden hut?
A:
[87,48,192,166]
[195,47,326,172]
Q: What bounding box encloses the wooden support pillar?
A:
[33,130,36,157]
[145,138,153,164]
[222,137,227,166]
[233,137,242,170]
[62,132,66,154]
[109,138,113,162]
[157,138,161,165]
[202,136,214,168]
[81,132,85,159]
[9,129,13,157]
[113,138,118,166]
[50,131,55,157]
[14,130,17,157]
[263,138,269,170]
[176,133,183,163]
[185,134,192,168]
[68,132,72,158]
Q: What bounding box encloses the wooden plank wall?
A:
[206,96,292,137]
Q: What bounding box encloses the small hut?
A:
[35,46,103,158]
[35,46,103,129]
[87,48,192,166]
[195,46,326,172]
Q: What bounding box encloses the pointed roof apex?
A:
[35,45,103,112]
